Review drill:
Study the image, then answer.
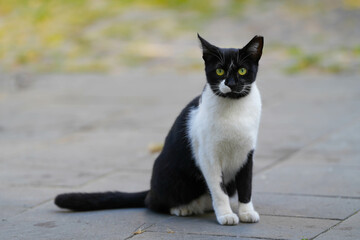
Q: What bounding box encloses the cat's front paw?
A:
[239,210,260,223]
[239,201,260,223]
[217,213,239,225]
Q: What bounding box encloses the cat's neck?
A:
[200,83,261,117]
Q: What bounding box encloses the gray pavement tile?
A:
[0,161,108,188]
[132,231,262,240]
[0,186,68,220]
[32,72,203,104]
[11,127,159,169]
[0,169,151,220]
[314,211,360,240]
[254,119,360,198]
[1,202,170,240]
[77,170,151,193]
[0,2,359,240]
[0,72,201,161]
[255,75,360,170]
[254,156,280,174]
[147,214,338,240]
[254,163,360,198]
[253,192,360,220]
[0,127,158,188]
[288,121,360,167]
[0,94,119,143]
[258,97,360,159]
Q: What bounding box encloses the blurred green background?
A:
[0,0,359,74]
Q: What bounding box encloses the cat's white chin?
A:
[219,80,231,94]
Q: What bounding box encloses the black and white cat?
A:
[55,34,264,225]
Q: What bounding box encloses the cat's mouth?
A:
[217,81,252,99]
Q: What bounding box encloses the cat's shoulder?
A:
[171,95,201,130]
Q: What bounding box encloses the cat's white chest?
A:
[189,84,261,182]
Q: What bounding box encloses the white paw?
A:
[217,213,239,225]
[239,210,260,223]
[170,207,192,216]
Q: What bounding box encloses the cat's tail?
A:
[54,190,149,211]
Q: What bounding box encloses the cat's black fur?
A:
[55,34,263,215]
[198,34,262,99]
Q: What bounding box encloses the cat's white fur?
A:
[180,82,261,225]
[170,194,212,216]
[239,201,260,223]
[219,80,231,94]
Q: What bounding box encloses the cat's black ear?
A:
[197,33,220,62]
[242,35,264,63]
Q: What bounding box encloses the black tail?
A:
[54,191,149,211]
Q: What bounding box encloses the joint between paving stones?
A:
[310,209,360,240]
[255,116,360,175]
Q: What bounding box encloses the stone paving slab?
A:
[255,119,360,198]
[255,163,360,198]
[1,71,360,239]
[254,192,360,220]
[78,170,151,193]
[0,163,152,224]
[0,160,108,188]
[1,1,360,239]
[2,72,358,176]
[1,203,169,240]
[314,211,360,240]
[52,169,360,222]
[0,201,347,240]
[146,214,338,240]
[255,75,360,171]
[0,72,203,159]
[132,232,265,240]
[0,128,159,187]
[287,121,360,167]
[0,186,68,220]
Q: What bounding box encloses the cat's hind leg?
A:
[170,194,212,216]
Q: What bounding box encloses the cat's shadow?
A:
[53,208,218,225]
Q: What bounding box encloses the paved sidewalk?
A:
[0,68,359,239]
[1,1,360,239]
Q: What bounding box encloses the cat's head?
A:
[198,34,263,99]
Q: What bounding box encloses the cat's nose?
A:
[225,79,236,90]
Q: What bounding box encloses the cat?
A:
[55,34,264,225]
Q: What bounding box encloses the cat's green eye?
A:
[216,68,225,76]
[238,68,247,75]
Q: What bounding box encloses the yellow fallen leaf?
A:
[148,143,164,153]
[133,228,145,235]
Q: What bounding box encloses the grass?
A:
[0,0,221,73]
[282,46,355,75]
[0,0,358,74]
